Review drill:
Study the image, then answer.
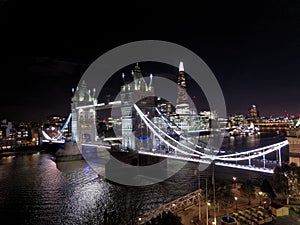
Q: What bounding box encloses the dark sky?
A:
[1,0,300,122]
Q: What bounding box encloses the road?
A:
[176,183,265,225]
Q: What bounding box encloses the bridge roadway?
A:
[80,140,284,175]
[138,150,275,174]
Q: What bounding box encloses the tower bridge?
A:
[41,62,289,174]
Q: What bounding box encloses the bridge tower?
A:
[286,123,300,166]
[120,63,155,150]
[71,80,97,143]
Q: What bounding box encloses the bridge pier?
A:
[263,154,266,168]
[248,158,251,167]
[55,141,82,162]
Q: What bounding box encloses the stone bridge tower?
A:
[71,80,97,143]
[120,63,155,151]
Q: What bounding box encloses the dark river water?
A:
[0,131,288,224]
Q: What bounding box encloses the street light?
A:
[212,164,216,225]
[206,202,211,225]
[198,164,201,222]
[232,176,237,188]
[206,178,208,225]
[258,191,262,205]
[234,197,238,211]
[198,192,201,221]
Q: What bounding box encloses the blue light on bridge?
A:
[139,135,149,143]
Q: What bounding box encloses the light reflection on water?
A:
[0,132,288,224]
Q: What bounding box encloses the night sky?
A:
[1,0,300,122]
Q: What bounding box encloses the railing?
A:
[136,189,202,224]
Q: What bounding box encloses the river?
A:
[0,131,288,224]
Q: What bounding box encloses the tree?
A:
[261,178,276,199]
[206,178,233,209]
[239,180,255,205]
[273,163,300,204]
[215,180,234,209]
[273,164,289,195]
[147,211,183,225]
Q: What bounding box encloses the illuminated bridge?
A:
[133,104,288,174]
[41,70,289,174]
[42,100,289,174]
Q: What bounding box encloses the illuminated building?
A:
[248,105,259,118]
[286,120,300,166]
[156,97,173,116]
[175,61,190,115]
[0,119,13,138]
[47,115,65,126]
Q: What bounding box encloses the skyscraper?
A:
[176,61,190,115]
[248,105,259,118]
[177,61,188,105]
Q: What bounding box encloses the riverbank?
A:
[176,183,300,225]
[0,145,42,157]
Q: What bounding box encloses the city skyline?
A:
[1,1,300,121]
